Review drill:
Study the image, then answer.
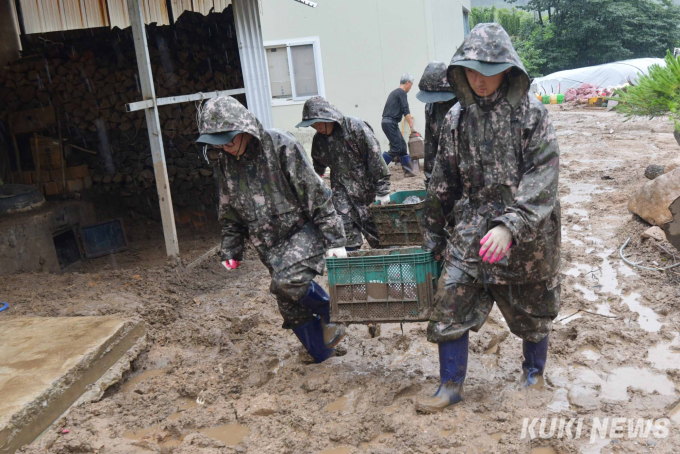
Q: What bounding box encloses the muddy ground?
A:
[3,106,680,454]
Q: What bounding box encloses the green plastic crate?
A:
[326,247,442,323]
[370,190,427,247]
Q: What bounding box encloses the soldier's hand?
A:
[375,194,391,205]
[479,226,512,263]
[326,247,348,258]
[222,259,241,270]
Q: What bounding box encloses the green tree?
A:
[614,50,680,132]
[507,0,680,75]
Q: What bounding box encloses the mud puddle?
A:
[119,369,166,393]
[123,423,249,447]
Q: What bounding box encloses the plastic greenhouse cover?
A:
[531,58,666,94]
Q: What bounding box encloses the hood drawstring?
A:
[474,77,510,154]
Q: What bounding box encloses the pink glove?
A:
[479,226,513,264]
[222,259,241,270]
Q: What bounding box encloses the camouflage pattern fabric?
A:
[198,95,346,303]
[303,96,391,248]
[422,22,561,285]
[418,62,457,183]
[427,263,560,343]
[424,100,456,182]
[418,61,452,93]
[268,255,325,328]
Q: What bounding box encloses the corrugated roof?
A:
[18,0,110,34]
[18,0,232,34]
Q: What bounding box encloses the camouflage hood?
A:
[418,61,451,92]
[448,23,530,109]
[198,95,264,142]
[298,96,344,127]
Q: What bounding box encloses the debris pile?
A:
[564,83,614,102]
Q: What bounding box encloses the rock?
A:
[645,164,667,180]
[663,196,680,251]
[247,393,278,416]
[628,168,680,226]
[641,226,667,242]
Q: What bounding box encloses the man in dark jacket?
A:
[381,73,418,177]
[416,23,561,412]
[196,95,348,363]
[298,97,391,250]
[415,61,457,186]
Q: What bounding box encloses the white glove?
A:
[326,247,348,258]
[479,225,513,263]
[375,194,391,205]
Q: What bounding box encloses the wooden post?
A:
[33,132,40,193]
[57,112,67,194]
[9,126,23,184]
[127,0,180,259]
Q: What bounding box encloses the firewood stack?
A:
[0,7,242,218]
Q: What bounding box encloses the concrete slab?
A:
[0,316,145,453]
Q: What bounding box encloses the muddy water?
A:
[324,387,363,413]
[530,448,557,454]
[318,448,352,454]
[167,397,200,420]
[198,424,250,445]
[647,333,680,370]
[579,345,602,361]
[119,369,165,393]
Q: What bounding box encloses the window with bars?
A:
[264,37,325,105]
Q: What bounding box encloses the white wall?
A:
[260,0,470,150]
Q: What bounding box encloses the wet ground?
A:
[3,105,680,453]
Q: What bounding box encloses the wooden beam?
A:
[127,0,180,259]
[125,88,246,112]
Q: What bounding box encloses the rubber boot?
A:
[522,334,549,387]
[415,331,469,413]
[292,317,334,363]
[400,155,416,178]
[300,281,345,348]
[382,152,392,166]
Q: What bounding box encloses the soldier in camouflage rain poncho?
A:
[195,95,348,364]
[415,61,457,186]
[415,23,561,413]
[297,97,391,249]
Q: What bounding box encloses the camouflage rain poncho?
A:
[422,23,561,285]
[199,96,346,275]
[303,97,391,248]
